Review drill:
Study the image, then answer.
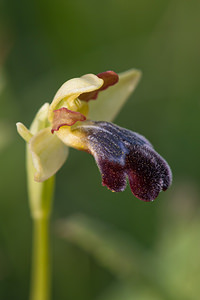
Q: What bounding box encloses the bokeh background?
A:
[1,0,200,299]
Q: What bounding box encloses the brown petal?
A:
[51,107,86,133]
[79,71,119,102]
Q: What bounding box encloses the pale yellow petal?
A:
[16,122,33,142]
[89,69,142,122]
[29,127,69,182]
[48,74,103,122]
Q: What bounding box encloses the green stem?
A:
[30,217,50,300]
[27,148,55,300]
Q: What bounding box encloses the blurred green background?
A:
[0,0,200,299]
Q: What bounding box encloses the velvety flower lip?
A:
[72,121,172,201]
[79,71,119,102]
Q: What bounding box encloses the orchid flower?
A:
[16,69,172,300]
[17,69,172,202]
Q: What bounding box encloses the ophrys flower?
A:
[17,69,172,201]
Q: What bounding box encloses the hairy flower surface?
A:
[17,69,172,201]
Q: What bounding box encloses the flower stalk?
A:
[17,108,55,300]
[30,216,51,300]
[27,145,54,300]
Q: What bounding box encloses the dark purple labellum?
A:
[79,121,172,201]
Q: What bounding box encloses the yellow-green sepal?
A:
[88,69,142,122]
[29,127,69,182]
